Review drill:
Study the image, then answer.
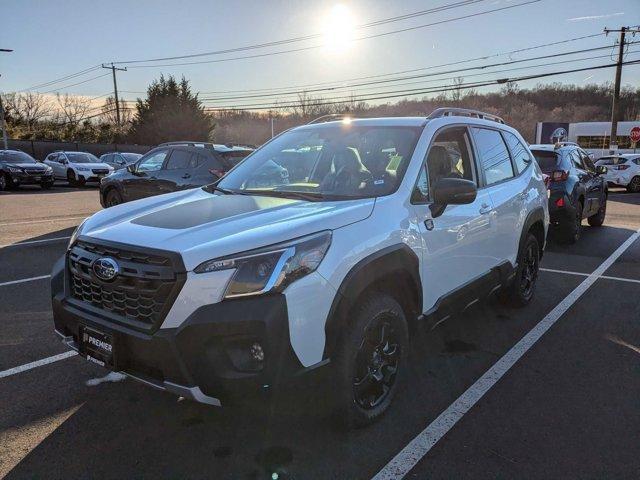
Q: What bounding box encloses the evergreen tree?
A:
[128,75,213,145]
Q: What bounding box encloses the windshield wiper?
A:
[204,184,247,195]
[241,189,326,202]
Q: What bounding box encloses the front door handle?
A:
[182,173,191,179]
[479,203,492,215]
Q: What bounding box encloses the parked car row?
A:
[0,143,253,194]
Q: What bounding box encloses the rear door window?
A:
[471,127,514,186]
[502,131,532,174]
[165,150,192,170]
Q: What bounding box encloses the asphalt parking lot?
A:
[1,184,639,479]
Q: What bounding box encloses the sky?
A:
[1,0,639,111]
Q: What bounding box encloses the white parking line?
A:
[540,267,640,284]
[0,275,51,287]
[0,236,71,248]
[0,351,77,380]
[373,228,640,480]
[0,216,86,227]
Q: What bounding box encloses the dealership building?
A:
[534,121,640,158]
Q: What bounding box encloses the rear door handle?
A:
[479,203,492,215]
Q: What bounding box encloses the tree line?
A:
[3,75,639,147]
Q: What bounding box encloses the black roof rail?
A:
[427,108,505,124]
[158,141,216,148]
[307,113,355,125]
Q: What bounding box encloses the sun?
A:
[321,4,356,53]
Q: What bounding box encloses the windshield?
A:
[66,152,101,163]
[122,153,142,162]
[216,125,421,200]
[0,151,37,164]
[531,150,561,173]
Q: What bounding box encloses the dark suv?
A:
[99,142,253,207]
[0,149,54,190]
[530,143,608,243]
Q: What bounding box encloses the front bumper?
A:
[10,172,53,185]
[51,255,305,404]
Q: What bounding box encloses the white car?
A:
[596,154,640,193]
[51,109,548,426]
[43,151,113,187]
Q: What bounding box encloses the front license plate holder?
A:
[79,326,116,369]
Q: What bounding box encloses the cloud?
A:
[567,12,624,22]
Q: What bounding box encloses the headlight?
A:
[68,218,88,249]
[8,166,21,173]
[76,166,90,171]
[45,166,53,173]
[194,231,332,298]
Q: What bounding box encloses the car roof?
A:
[529,144,576,152]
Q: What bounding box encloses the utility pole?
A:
[0,49,13,149]
[0,94,8,150]
[604,26,640,153]
[101,63,127,126]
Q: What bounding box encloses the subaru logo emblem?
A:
[92,257,119,282]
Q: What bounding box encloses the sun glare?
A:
[321,4,356,53]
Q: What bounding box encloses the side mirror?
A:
[430,178,477,218]
[596,165,607,175]
[589,152,595,160]
[126,163,137,174]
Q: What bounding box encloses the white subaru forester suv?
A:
[52,109,549,427]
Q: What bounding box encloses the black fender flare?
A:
[518,206,545,261]
[322,244,421,359]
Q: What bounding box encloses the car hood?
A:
[6,163,48,170]
[73,162,112,169]
[81,188,374,271]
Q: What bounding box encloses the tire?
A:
[502,233,540,307]
[105,189,123,207]
[0,174,6,191]
[587,196,606,227]
[332,293,409,428]
[559,201,582,244]
[41,181,53,190]
[627,176,640,193]
[67,169,78,187]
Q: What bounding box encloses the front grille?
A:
[92,168,109,175]
[24,168,46,175]
[67,241,183,330]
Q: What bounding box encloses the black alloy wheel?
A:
[519,240,539,301]
[105,189,123,207]
[352,320,400,410]
[0,174,6,191]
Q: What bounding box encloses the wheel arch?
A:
[322,244,422,360]
[519,206,545,261]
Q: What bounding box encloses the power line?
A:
[148,32,607,96]
[202,49,640,108]
[41,72,111,94]
[22,65,101,92]
[199,42,639,105]
[203,59,640,112]
[123,0,541,69]
[111,0,492,65]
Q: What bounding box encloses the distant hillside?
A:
[210,82,640,145]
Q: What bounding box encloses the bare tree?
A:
[451,77,465,102]
[56,93,91,125]
[100,96,131,126]
[1,92,53,129]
